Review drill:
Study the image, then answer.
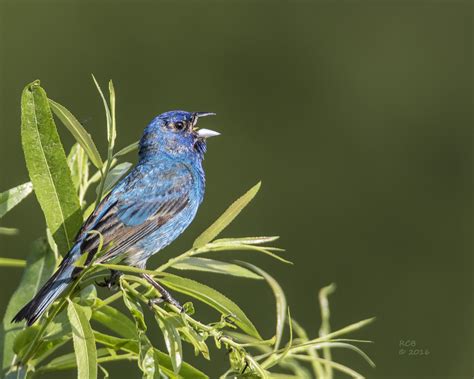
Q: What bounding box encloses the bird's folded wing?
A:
[77,162,192,262]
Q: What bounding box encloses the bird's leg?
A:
[142,273,183,311]
[96,269,122,290]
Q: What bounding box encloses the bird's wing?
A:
[77,162,193,263]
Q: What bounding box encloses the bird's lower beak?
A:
[197,128,220,138]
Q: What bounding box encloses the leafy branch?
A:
[0,79,375,378]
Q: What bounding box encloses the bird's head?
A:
[139,110,219,160]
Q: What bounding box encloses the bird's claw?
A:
[96,270,122,290]
[147,295,183,312]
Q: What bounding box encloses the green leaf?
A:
[240,263,287,350]
[141,347,161,379]
[175,320,209,360]
[93,331,138,353]
[113,141,139,158]
[213,236,279,245]
[21,80,82,253]
[291,354,366,378]
[153,348,208,379]
[94,333,208,379]
[0,258,26,268]
[98,364,110,379]
[159,274,262,340]
[246,354,269,378]
[296,341,375,368]
[201,242,292,264]
[13,325,40,356]
[96,162,132,195]
[36,348,111,373]
[67,144,88,192]
[193,182,261,248]
[172,257,262,279]
[28,329,71,366]
[91,302,138,340]
[0,227,19,236]
[67,300,97,379]
[108,81,117,151]
[0,182,33,219]
[119,280,160,378]
[154,313,183,373]
[318,283,336,377]
[1,238,55,372]
[49,99,103,169]
[95,328,211,378]
[74,285,97,308]
[91,75,114,150]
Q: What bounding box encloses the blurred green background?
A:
[0,1,472,378]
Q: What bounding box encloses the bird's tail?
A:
[12,244,81,326]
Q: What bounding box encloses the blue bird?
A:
[13,110,219,326]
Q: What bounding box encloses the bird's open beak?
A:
[197,128,220,138]
[194,112,220,138]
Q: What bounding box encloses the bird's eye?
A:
[174,121,185,131]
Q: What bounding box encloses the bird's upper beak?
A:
[193,112,220,138]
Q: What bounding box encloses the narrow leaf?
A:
[159,274,262,339]
[92,302,138,340]
[240,263,287,350]
[108,81,117,151]
[0,227,19,236]
[91,75,112,146]
[94,331,138,353]
[67,144,89,194]
[21,80,82,253]
[113,141,139,158]
[172,257,262,279]
[202,243,292,264]
[154,314,183,373]
[319,283,336,377]
[174,320,209,359]
[120,280,160,378]
[309,317,376,343]
[213,236,279,245]
[95,331,207,379]
[0,258,26,268]
[292,355,365,378]
[154,348,208,379]
[1,238,55,371]
[49,99,103,169]
[0,182,33,219]
[67,300,97,379]
[193,182,261,248]
[37,348,115,373]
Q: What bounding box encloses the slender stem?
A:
[98,290,126,308]
[0,258,26,268]
[36,353,136,374]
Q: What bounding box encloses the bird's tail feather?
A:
[12,245,80,326]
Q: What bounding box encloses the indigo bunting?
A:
[13,110,219,326]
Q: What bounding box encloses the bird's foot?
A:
[142,273,183,312]
[96,270,122,290]
[148,295,183,312]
